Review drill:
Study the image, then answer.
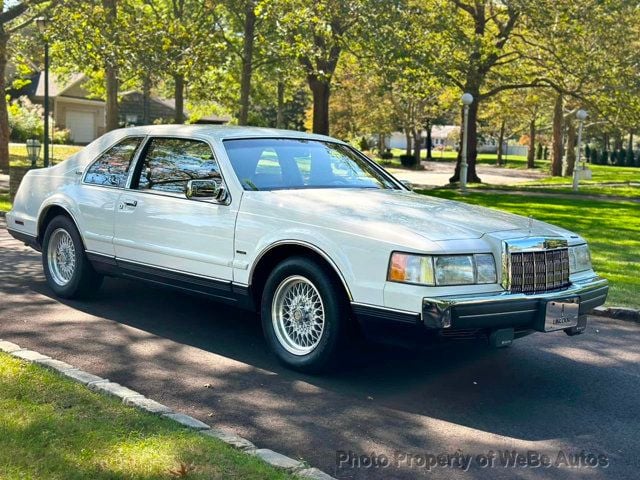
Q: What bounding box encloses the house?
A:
[16,72,230,144]
[386,125,459,150]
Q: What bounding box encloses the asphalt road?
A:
[1,219,639,480]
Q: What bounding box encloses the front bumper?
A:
[352,276,608,347]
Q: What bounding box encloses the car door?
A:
[77,136,145,256]
[113,136,237,283]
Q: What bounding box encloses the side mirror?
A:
[186,179,228,203]
[400,180,413,190]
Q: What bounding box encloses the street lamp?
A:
[26,139,41,167]
[36,16,50,168]
[573,109,588,192]
[460,93,474,192]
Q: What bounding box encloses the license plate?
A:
[545,298,579,332]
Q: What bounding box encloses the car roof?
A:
[117,124,343,144]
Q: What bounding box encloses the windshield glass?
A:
[223,138,398,191]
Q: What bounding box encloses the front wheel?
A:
[261,257,350,373]
[42,215,103,299]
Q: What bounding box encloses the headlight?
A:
[569,244,592,273]
[388,252,496,286]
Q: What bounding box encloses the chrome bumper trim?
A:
[422,276,608,329]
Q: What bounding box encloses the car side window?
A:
[134,138,221,194]
[84,137,142,188]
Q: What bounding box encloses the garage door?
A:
[65,110,96,144]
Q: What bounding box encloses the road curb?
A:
[593,306,640,322]
[0,340,336,480]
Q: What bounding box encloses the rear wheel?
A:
[42,215,103,299]
[261,257,350,373]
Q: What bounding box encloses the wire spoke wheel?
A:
[272,275,325,356]
[47,228,76,286]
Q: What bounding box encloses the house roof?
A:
[34,72,85,98]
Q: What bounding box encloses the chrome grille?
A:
[510,248,570,294]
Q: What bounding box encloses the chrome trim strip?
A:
[351,302,418,316]
[86,250,232,284]
[249,240,353,300]
[457,309,538,320]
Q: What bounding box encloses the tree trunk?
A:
[565,118,576,176]
[308,76,330,135]
[0,32,9,172]
[425,120,433,160]
[404,128,412,157]
[451,100,481,183]
[412,128,422,166]
[551,93,564,176]
[104,64,119,131]
[104,0,119,132]
[142,74,151,125]
[238,0,256,126]
[496,119,505,166]
[527,118,536,168]
[174,74,185,124]
[276,80,285,128]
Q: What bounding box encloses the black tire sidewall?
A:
[261,256,348,373]
[42,215,95,298]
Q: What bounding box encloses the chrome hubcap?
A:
[47,228,76,286]
[272,275,325,356]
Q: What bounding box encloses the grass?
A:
[8,143,82,168]
[0,352,295,480]
[419,189,640,309]
[0,193,10,212]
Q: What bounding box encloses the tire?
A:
[42,215,103,299]
[261,256,350,373]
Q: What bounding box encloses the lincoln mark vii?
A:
[6,125,609,371]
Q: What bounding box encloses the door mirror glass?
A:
[185,179,227,202]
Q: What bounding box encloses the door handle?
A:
[123,200,138,207]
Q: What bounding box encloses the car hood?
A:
[252,189,575,242]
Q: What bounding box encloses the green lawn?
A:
[8,143,82,168]
[0,193,9,212]
[419,189,640,309]
[0,352,294,480]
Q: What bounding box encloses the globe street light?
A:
[460,93,474,192]
[36,17,50,167]
[573,109,588,192]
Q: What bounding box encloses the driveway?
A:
[1,220,638,479]
[387,161,546,188]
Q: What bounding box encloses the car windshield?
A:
[223,138,398,191]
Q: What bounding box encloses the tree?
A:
[0,0,52,172]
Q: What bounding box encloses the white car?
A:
[6,125,608,372]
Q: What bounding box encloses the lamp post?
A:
[26,139,41,167]
[573,109,588,192]
[36,17,50,168]
[460,93,474,193]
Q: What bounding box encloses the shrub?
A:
[379,149,393,160]
[625,149,635,166]
[52,128,71,145]
[589,148,598,164]
[543,145,549,160]
[536,142,543,160]
[8,96,44,142]
[399,154,416,167]
[584,144,591,160]
[600,150,609,165]
[358,136,370,151]
[618,148,626,166]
